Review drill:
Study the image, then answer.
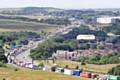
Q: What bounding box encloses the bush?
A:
[51,66,56,72]
[75,66,79,69]
[38,63,44,67]
[61,68,64,73]
[2,78,6,80]
[65,65,69,68]
[81,61,86,65]
[0,62,7,67]
[14,68,19,71]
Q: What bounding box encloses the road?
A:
[16,40,45,65]
[5,20,82,68]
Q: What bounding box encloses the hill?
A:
[0,67,87,80]
[0,19,60,33]
[0,7,63,15]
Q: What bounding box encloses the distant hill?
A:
[0,7,64,15]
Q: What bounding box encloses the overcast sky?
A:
[0,0,120,9]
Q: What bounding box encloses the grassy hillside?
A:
[0,67,88,80]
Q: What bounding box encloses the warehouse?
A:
[76,35,95,40]
[97,16,120,24]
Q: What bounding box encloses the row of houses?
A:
[52,47,118,60]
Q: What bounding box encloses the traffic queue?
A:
[4,41,120,80]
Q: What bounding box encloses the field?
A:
[0,14,63,19]
[0,66,88,80]
[0,19,61,33]
[39,60,117,74]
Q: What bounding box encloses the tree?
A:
[0,48,7,63]
[81,61,86,65]
[51,66,57,72]
[76,65,79,69]
[88,54,101,64]
[38,63,44,67]
[65,65,69,69]
[97,44,105,49]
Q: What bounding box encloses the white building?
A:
[64,69,73,75]
[76,35,95,40]
[97,16,120,24]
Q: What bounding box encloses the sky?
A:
[0,0,120,9]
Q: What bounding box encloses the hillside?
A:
[0,67,87,80]
[0,19,60,33]
[0,7,63,15]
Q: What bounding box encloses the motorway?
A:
[5,21,81,68]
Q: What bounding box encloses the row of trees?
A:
[78,53,120,65]
[39,18,71,25]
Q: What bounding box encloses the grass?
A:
[0,14,63,19]
[0,66,88,80]
[0,19,61,33]
[38,60,117,74]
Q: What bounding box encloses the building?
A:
[52,50,78,60]
[97,16,120,24]
[76,35,95,40]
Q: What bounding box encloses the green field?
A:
[0,19,61,33]
[0,66,88,80]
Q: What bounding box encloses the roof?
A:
[76,35,95,40]
[97,16,120,24]
[10,45,17,49]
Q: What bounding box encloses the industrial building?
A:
[76,35,95,40]
[97,16,120,24]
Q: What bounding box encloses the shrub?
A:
[38,63,44,67]
[65,65,69,68]
[61,68,64,73]
[14,68,19,71]
[2,78,6,80]
[75,66,79,69]
[81,61,86,65]
[0,62,7,67]
[51,66,56,72]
